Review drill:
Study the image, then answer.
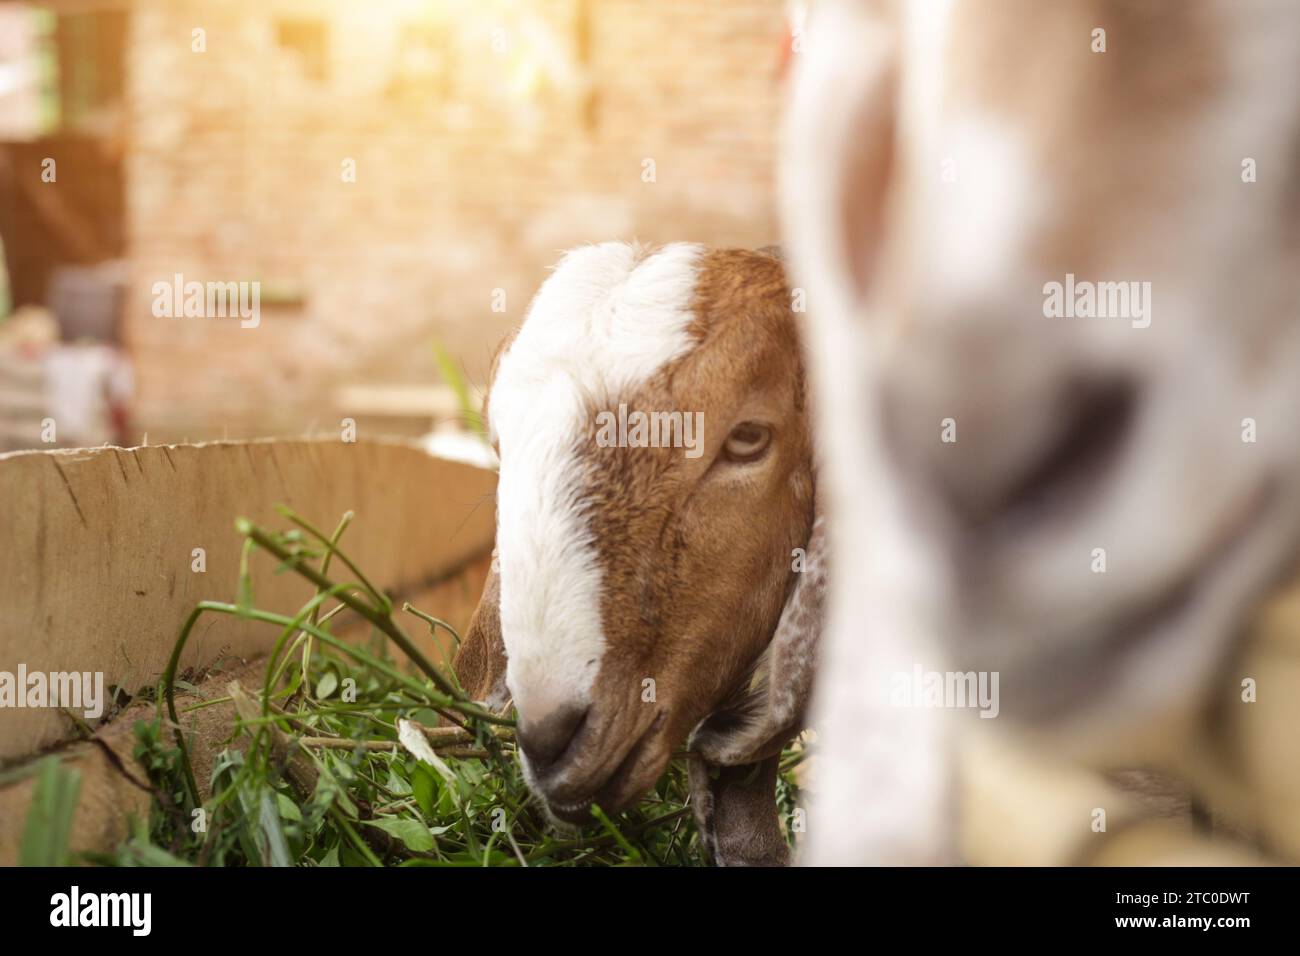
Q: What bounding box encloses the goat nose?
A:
[881,372,1139,531]
[516,704,589,770]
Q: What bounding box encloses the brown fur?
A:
[454,562,508,709]
[568,249,814,813]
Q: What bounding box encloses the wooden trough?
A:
[0,439,496,864]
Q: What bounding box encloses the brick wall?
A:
[123,0,786,441]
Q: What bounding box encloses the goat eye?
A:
[723,422,772,463]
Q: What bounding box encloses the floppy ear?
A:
[689,754,789,867]
[686,492,824,866]
[452,554,511,713]
[450,327,523,712]
[690,500,826,766]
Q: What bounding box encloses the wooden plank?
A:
[0,438,496,762]
[0,657,268,867]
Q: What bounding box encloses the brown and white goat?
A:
[781,0,1300,864]
[453,242,825,865]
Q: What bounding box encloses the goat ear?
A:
[691,505,826,766]
[452,328,521,710]
[689,754,789,866]
[480,327,521,442]
[451,554,510,713]
[780,2,896,302]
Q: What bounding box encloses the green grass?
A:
[18,757,82,866]
[431,341,487,440]
[74,507,805,867]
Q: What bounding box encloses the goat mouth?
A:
[540,712,669,825]
[544,796,596,821]
[986,481,1279,724]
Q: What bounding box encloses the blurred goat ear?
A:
[780,2,897,302]
[452,555,510,713]
[836,69,896,299]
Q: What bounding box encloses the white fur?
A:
[489,241,704,724]
[781,0,955,866]
[927,118,1042,310]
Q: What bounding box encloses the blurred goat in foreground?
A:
[781,0,1300,864]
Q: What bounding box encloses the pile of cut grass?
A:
[75,508,805,867]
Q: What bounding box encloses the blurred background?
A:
[0,0,792,451]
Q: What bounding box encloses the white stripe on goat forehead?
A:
[489,242,704,714]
